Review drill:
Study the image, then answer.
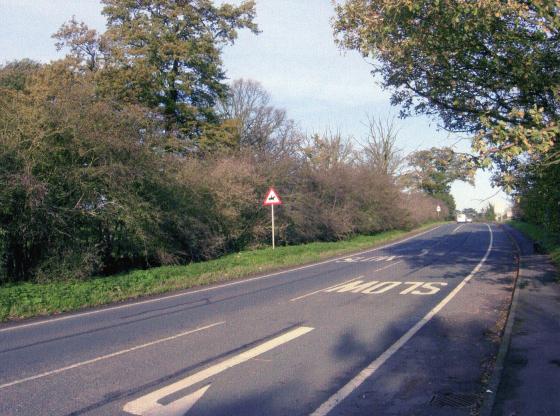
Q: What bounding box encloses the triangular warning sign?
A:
[263,187,282,206]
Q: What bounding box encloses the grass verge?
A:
[0,222,445,322]
[508,220,560,276]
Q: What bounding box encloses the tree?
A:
[333,0,560,181]
[405,147,473,195]
[512,161,560,231]
[0,57,452,282]
[53,16,106,72]
[54,1,258,146]
[0,59,42,91]
[358,116,403,177]
[216,78,300,154]
[483,203,497,222]
[0,61,217,282]
[99,0,258,139]
[404,146,473,217]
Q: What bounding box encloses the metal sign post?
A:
[263,188,282,249]
[271,205,275,249]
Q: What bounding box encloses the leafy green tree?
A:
[404,147,472,217]
[53,1,258,150]
[513,161,560,232]
[99,0,258,139]
[405,147,473,194]
[334,0,559,181]
[435,192,456,220]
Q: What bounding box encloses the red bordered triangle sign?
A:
[263,187,282,206]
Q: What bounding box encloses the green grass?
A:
[508,220,560,276]
[0,222,446,322]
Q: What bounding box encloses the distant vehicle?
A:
[456,213,467,223]
[466,217,473,223]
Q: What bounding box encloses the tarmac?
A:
[487,225,560,416]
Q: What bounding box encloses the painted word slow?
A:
[325,280,448,295]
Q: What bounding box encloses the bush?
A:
[0,63,446,284]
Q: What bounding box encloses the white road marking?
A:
[311,224,493,416]
[340,247,433,264]
[136,384,211,416]
[375,260,403,272]
[453,224,465,234]
[361,282,401,294]
[325,280,379,293]
[412,282,448,295]
[123,326,314,415]
[0,225,443,333]
[399,282,424,295]
[325,280,448,296]
[336,256,365,263]
[290,259,404,302]
[0,321,225,390]
[289,276,363,302]
[337,254,400,263]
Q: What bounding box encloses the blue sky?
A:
[0,0,509,212]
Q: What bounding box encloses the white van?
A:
[456,213,467,223]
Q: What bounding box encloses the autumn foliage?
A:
[0,1,446,283]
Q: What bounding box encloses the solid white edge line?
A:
[0,321,225,390]
[123,326,315,415]
[311,223,494,416]
[0,225,444,333]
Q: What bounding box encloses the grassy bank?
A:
[509,220,560,275]
[0,222,445,322]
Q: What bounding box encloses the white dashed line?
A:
[0,321,225,390]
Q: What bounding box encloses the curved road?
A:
[0,223,517,415]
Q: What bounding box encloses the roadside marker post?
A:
[436,205,441,217]
[263,188,282,249]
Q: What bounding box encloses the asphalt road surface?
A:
[0,223,517,415]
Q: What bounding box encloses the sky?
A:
[0,0,510,213]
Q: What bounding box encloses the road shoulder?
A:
[490,225,560,416]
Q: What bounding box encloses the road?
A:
[0,223,517,416]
